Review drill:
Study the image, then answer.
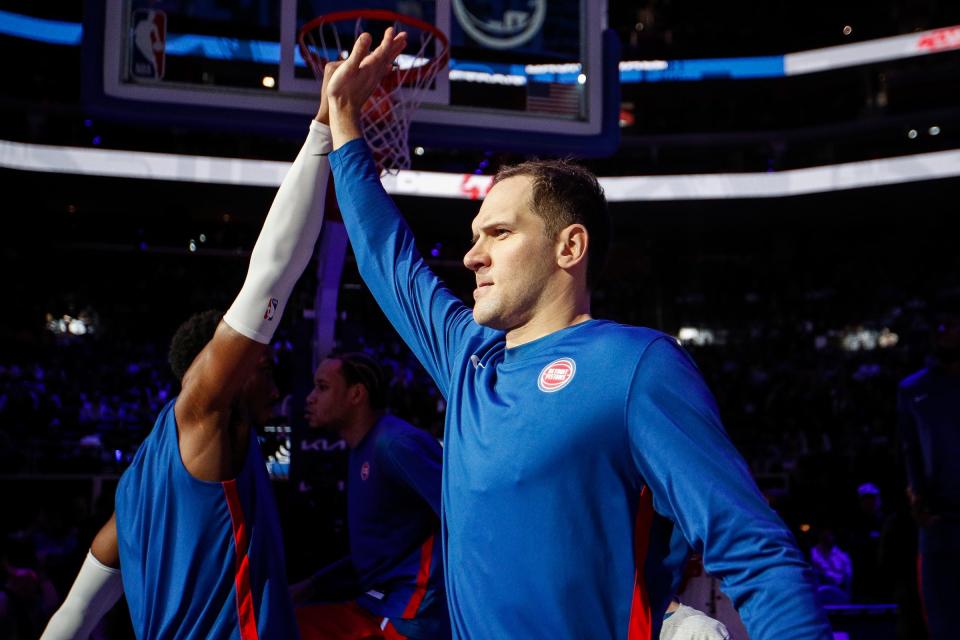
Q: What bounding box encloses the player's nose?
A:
[463,242,489,272]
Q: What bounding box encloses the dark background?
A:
[1,1,958,637]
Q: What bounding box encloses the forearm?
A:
[329,139,473,393]
[327,139,430,339]
[715,539,828,638]
[627,338,831,639]
[223,121,331,343]
[40,551,123,639]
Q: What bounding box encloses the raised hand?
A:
[315,60,343,125]
[326,27,408,148]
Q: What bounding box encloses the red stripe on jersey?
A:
[627,486,654,640]
[223,479,260,639]
[917,554,928,627]
[382,619,409,640]
[401,535,435,619]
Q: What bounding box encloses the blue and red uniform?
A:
[898,367,960,640]
[115,399,297,638]
[301,415,448,639]
[328,138,831,639]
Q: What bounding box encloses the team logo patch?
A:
[360,461,370,481]
[538,358,576,393]
[263,297,279,320]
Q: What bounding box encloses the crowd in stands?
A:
[0,339,173,475]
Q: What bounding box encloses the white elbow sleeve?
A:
[223,121,332,343]
[40,550,123,639]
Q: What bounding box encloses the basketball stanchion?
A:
[298,9,450,174]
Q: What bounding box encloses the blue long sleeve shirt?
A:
[350,415,445,622]
[897,367,960,521]
[311,415,446,626]
[329,138,830,639]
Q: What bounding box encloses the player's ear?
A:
[347,382,366,407]
[556,223,588,270]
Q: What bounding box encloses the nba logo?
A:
[264,298,279,321]
[130,9,166,80]
[360,462,370,481]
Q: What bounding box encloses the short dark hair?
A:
[492,158,609,288]
[168,310,222,382]
[330,352,389,410]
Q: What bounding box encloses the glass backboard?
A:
[85,0,619,156]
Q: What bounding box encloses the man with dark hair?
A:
[309,31,831,640]
[166,309,223,381]
[40,32,408,637]
[491,159,610,288]
[897,308,960,640]
[292,353,448,640]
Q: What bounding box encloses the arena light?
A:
[676,327,718,346]
[784,25,960,76]
[878,328,899,348]
[3,138,960,201]
[45,312,97,337]
[0,9,81,45]
[3,9,958,84]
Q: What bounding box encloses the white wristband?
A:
[223,121,332,343]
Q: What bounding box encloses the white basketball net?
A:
[301,14,448,174]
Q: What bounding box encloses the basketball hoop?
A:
[298,10,450,174]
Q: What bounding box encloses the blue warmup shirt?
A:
[898,367,960,523]
[310,415,447,634]
[115,399,297,639]
[329,139,830,639]
[898,369,960,640]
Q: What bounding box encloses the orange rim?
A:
[297,9,450,87]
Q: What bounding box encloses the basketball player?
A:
[897,309,960,640]
[292,353,449,639]
[40,31,407,637]
[314,30,832,639]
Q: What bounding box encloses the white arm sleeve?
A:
[223,120,332,343]
[40,550,123,640]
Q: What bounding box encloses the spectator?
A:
[810,526,853,603]
[848,482,887,602]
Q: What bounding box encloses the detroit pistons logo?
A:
[360,461,370,481]
[538,358,576,393]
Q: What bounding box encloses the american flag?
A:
[526,81,582,116]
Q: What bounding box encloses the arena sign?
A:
[453,0,547,50]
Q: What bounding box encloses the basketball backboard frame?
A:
[84,0,620,157]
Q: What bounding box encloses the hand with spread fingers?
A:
[327,27,407,148]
